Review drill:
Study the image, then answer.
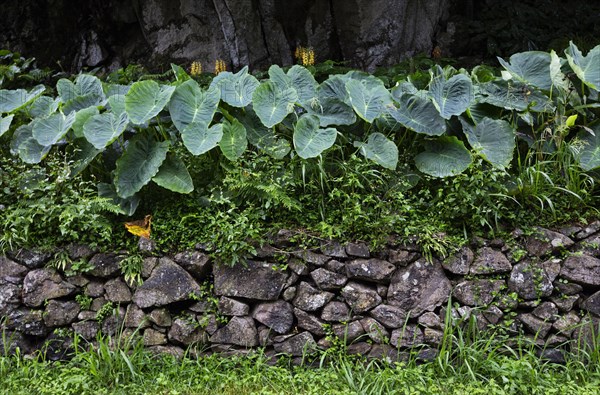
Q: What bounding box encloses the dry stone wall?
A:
[2,222,600,363]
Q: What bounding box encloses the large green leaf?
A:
[268,65,293,90]
[460,117,515,169]
[0,114,14,137]
[320,75,350,103]
[125,80,175,125]
[108,94,126,116]
[83,112,130,149]
[388,93,446,136]
[566,42,600,91]
[115,133,169,198]
[478,80,554,113]
[498,51,553,91]
[11,124,51,164]
[168,80,220,132]
[68,138,102,177]
[293,114,337,159]
[29,96,59,118]
[415,136,472,177]
[0,85,45,113]
[288,65,318,104]
[152,154,194,194]
[429,71,473,119]
[304,96,356,127]
[210,66,259,107]
[252,81,298,128]
[32,111,76,146]
[220,118,247,161]
[57,75,105,114]
[239,109,291,159]
[72,106,100,138]
[181,121,223,155]
[345,79,392,123]
[577,123,600,171]
[354,132,398,170]
[98,182,139,216]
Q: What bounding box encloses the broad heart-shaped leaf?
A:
[388,93,446,136]
[345,79,392,123]
[11,124,51,164]
[0,114,14,137]
[320,75,350,103]
[566,42,600,91]
[288,65,318,104]
[268,65,293,90]
[83,112,130,149]
[577,123,600,171]
[0,85,45,113]
[415,136,472,178]
[238,108,291,159]
[498,51,553,91]
[108,94,126,116]
[478,80,555,113]
[152,154,194,194]
[72,106,99,138]
[220,118,247,161]
[171,63,191,83]
[293,114,337,159]
[354,132,398,170]
[460,117,515,169]
[29,96,59,118]
[57,75,105,114]
[429,72,474,119]
[169,80,220,132]
[115,133,169,198]
[252,81,298,128]
[68,138,102,178]
[125,80,175,125]
[32,111,76,146]
[98,182,139,216]
[304,96,356,127]
[181,121,223,155]
[210,66,259,107]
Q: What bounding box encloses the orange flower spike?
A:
[190,61,202,76]
[215,59,227,75]
[124,215,152,239]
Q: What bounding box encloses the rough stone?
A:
[104,278,132,303]
[168,317,206,346]
[345,259,396,283]
[345,242,370,258]
[124,303,149,328]
[0,331,31,354]
[376,284,388,298]
[133,258,201,308]
[368,344,402,363]
[0,279,21,314]
[294,308,327,336]
[553,281,582,295]
[288,258,309,276]
[508,261,554,300]
[66,274,89,288]
[218,296,250,316]
[560,255,600,286]
[576,235,600,257]
[143,328,167,346]
[44,300,80,327]
[360,317,389,344]
[88,253,122,278]
[341,281,382,313]
[390,324,424,348]
[582,290,600,316]
[541,258,562,282]
[284,272,299,288]
[7,249,52,269]
[321,301,351,322]
[292,282,334,311]
[273,332,316,356]
[551,295,579,312]
[574,221,600,240]
[347,342,372,356]
[101,306,125,336]
[470,247,512,275]
[482,306,504,325]
[148,345,185,359]
[198,314,218,335]
[368,304,407,329]
[257,325,274,347]
[7,308,47,336]
[0,256,27,278]
[325,259,346,274]
[293,250,329,266]
[525,227,574,257]
[283,287,296,302]
[173,250,211,280]
[532,302,559,321]
[72,321,100,340]
[452,279,505,306]
[22,269,76,307]
[188,299,213,313]
[310,268,348,290]
[252,300,294,334]
[332,320,365,342]
[386,249,420,266]
[418,312,442,329]
[423,328,444,345]
[518,313,552,338]
[573,316,600,349]
[320,241,348,258]
[214,260,287,301]
[209,316,258,347]
[552,311,581,336]
[142,257,159,279]
[539,348,565,364]
[85,280,105,297]
[387,259,451,316]
[442,246,474,275]
[66,244,95,260]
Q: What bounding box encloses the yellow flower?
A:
[294,46,315,66]
[189,61,202,76]
[215,59,227,75]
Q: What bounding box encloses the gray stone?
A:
[310,268,348,290]
[137,237,156,253]
[43,300,80,327]
[532,302,559,321]
[288,258,309,276]
[148,345,185,359]
[283,287,296,302]
[209,316,258,347]
[321,301,351,322]
[368,344,402,363]
[387,259,451,316]
[218,297,250,316]
[452,279,505,306]
[0,256,27,278]
[577,235,600,257]
[78,311,96,320]
[214,260,287,301]
[66,244,95,260]
[553,281,582,295]
[293,250,329,266]
[320,241,348,258]
[470,247,512,275]
[0,279,21,314]
[142,257,159,279]
[423,328,444,346]
[149,308,172,327]
[332,320,365,342]
[293,282,334,311]
[341,281,382,313]
[541,258,562,282]
[88,253,122,278]
[560,255,600,286]
[7,249,52,269]
[124,303,149,328]
[390,324,424,348]
[255,244,277,258]
[508,261,553,300]
[101,306,125,336]
[418,312,442,329]
[143,328,167,346]
[0,331,31,354]
[386,249,420,266]
[284,272,299,288]
[188,300,213,313]
[552,311,581,336]
[257,325,274,347]
[22,269,76,307]
[582,290,600,316]
[482,305,504,325]
[6,308,47,336]
[273,332,316,356]
[360,317,389,344]
[574,221,600,240]
[573,316,600,349]
[168,317,206,345]
[376,284,388,298]
[85,280,105,297]
[551,295,579,312]
[525,227,574,257]
[325,259,346,274]
[442,246,474,275]
[345,242,370,258]
[345,259,396,283]
[133,258,201,308]
[539,348,565,364]
[368,304,407,328]
[104,278,132,303]
[347,342,372,356]
[518,313,552,338]
[72,321,99,340]
[173,250,211,280]
[294,308,327,336]
[252,300,294,334]
[198,314,218,335]
[66,274,89,288]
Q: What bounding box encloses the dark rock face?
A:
[453,279,505,306]
[368,304,407,328]
[508,261,554,300]
[310,268,348,290]
[168,318,206,346]
[22,269,76,307]
[88,253,122,278]
[7,250,51,269]
[293,282,334,312]
[214,260,287,301]
[442,247,474,275]
[341,281,382,313]
[43,300,80,327]
[345,259,396,283]
[104,278,132,303]
[470,247,512,275]
[0,257,28,278]
[252,301,294,334]
[273,332,316,356]
[294,308,327,336]
[525,228,574,257]
[173,250,211,280]
[560,255,600,286]
[321,301,351,322]
[218,297,250,317]
[209,316,258,347]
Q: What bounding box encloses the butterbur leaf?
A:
[388,93,446,136]
[32,111,76,146]
[497,51,553,91]
[429,70,473,119]
[304,96,356,127]
[293,114,337,158]
[415,136,472,177]
[29,96,59,118]
[288,65,318,104]
[72,106,100,139]
[0,85,45,113]
[268,65,293,90]
[220,118,247,161]
[566,42,600,91]
[577,123,600,171]
[181,121,223,155]
[460,117,515,169]
[0,114,14,137]
[169,80,220,131]
[68,138,102,178]
[83,112,130,149]
[125,80,175,125]
[252,81,298,128]
[354,132,398,170]
[211,66,259,107]
[345,79,391,123]
[11,124,51,164]
[153,154,194,193]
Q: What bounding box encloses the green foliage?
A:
[119,254,143,286]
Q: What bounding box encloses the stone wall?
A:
[2,223,600,363]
